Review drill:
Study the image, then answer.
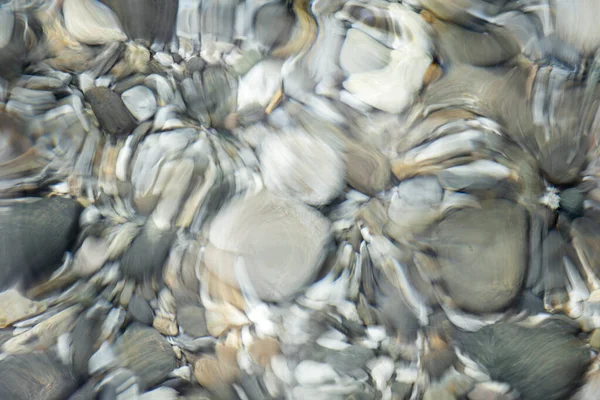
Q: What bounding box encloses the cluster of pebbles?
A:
[0,0,600,399]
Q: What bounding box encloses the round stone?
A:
[204,190,331,302]
[431,200,528,313]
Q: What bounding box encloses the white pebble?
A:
[368,357,395,391]
[295,361,339,386]
[88,341,117,375]
[122,86,158,121]
[366,325,387,342]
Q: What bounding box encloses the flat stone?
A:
[430,200,528,313]
[340,28,391,74]
[118,324,177,390]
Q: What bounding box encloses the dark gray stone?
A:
[454,323,590,400]
[0,197,82,290]
[0,352,78,400]
[118,324,177,390]
[128,293,154,325]
[85,87,137,136]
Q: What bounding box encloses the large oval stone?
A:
[430,200,528,313]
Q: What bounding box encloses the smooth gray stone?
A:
[422,348,458,380]
[118,324,177,390]
[454,323,590,400]
[120,222,176,282]
[0,12,27,81]
[177,305,208,338]
[0,197,82,289]
[430,200,528,313]
[253,1,294,51]
[72,309,106,379]
[128,294,154,325]
[325,345,375,375]
[570,217,600,275]
[0,352,78,400]
[391,382,413,400]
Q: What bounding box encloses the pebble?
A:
[0,289,46,328]
[423,386,456,400]
[85,87,137,136]
[589,329,600,350]
[63,0,127,45]
[204,190,331,302]
[295,360,340,386]
[129,293,155,325]
[325,345,375,376]
[122,86,158,121]
[391,382,413,400]
[259,131,345,206]
[422,348,458,380]
[194,355,238,391]
[431,200,528,313]
[153,317,179,336]
[117,324,177,390]
[177,305,209,338]
[345,143,391,196]
[248,337,281,368]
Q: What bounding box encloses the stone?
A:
[589,329,600,351]
[455,323,590,400]
[204,190,331,302]
[423,386,456,400]
[259,131,345,206]
[177,305,208,338]
[0,197,82,290]
[129,293,154,325]
[118,324,177,390]
[391,382,412,400]
[248,337,281,368]
[0,352,78,399]
[0,289,46,328]
[430,200,528,313]
[153,317,179,336]
[345,143,391,196]
[122,86,158,121]
[422,348,458,380]
[85,87,137,136]
[63,0,127,45]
